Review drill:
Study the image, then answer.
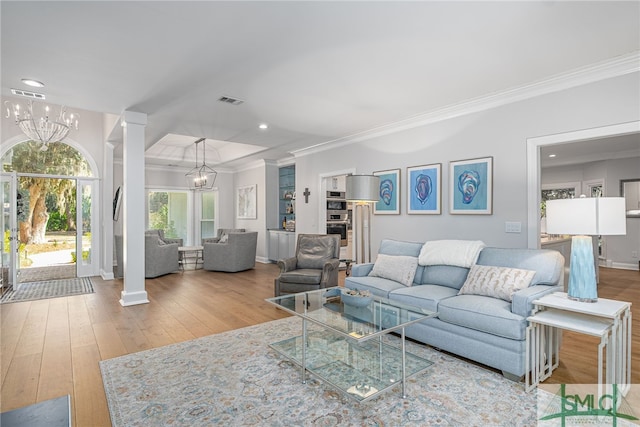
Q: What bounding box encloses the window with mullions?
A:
[147,191,188,243]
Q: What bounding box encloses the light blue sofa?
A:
[345,239,565,380]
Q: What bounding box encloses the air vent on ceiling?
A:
[11,88,46,100]
[218,95,244,106]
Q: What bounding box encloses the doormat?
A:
[1,277,94,304]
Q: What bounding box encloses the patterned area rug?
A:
[101,317,537,426]
[1,277,94,304]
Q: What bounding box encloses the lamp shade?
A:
[546,197,626,236]
[346,175,380,202]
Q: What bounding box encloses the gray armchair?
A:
[201,228,245,245]
[203,231,258,272]
[146,229,183,246]
[145,234,180,278]
[274,234,340,296]
[114,234,179,278]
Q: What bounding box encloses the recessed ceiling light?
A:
[21,78,44,88]
[259,123,268,130]
[548,154,557,158]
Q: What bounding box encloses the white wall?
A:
[234,161,269,260]
[293,72,640,258]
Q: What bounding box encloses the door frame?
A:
[526,121,640,249]
[1,172,19,290]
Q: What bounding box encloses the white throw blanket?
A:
[418,240,486,268]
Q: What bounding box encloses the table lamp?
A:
[346,174,380,264]
[545,196,626,302]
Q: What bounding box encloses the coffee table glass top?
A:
[267,287,436,342]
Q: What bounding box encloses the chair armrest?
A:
[322,258,340,274]
[277,257,298,273]
[351,263,374,277]
[163,237,183,246]
[512,284,563,318]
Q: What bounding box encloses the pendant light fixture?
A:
[185,138,217,190]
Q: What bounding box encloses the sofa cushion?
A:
[278,269,322,285]
[477,247,564,286]
[368,254,418,287]
[377,239,425,285]
[458,265,535,302]
[437,295,526,340]
[389,284,458,313]
[420,265,470,290]
[346,276,405,298]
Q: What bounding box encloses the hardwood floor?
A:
[1,264,638,425]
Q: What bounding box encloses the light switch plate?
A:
[505,221,522,233]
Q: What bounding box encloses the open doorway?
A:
[1,140,99,287]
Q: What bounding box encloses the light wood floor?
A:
[1,264,638,425]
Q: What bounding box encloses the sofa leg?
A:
[501,371,523,382]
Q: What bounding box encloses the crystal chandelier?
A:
[185,138,217,190]
[5,100,79,151]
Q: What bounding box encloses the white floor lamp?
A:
[346,174,380,264]
[546,196,626,302]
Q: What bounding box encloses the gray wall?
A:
[293,72,640,258]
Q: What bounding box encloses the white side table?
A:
[526,292,632,397]
[178,246,204,270]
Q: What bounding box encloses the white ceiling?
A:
[2,1,639,170]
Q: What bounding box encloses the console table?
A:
[526,292,631,397]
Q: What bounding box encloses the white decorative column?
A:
[101,142,115,280]
[119,111,149,306]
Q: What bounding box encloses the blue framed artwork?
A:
[373,169,400,215]
[407,163,441,214]
[449,156,493,215]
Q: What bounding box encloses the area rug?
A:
[101,317,537,426]
[0,277,94,304]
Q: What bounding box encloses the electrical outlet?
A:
[632,251,639,259]
[505,222,522,233]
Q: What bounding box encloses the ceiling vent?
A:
[217,95,244,106]
[11,88,46,100]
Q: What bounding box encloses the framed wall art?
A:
[449,156,493,215]
[407,163,441,214]
[237,184,257,219]
[373,169,400,215]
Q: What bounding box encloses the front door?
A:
[1,172,19,291]
[76,178,99,277]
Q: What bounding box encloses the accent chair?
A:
[274,233,340,296]
[203,231,258,272]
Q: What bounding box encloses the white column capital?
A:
[121,110,147,127]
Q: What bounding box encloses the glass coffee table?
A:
[266,287,437,402]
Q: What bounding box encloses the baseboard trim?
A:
[100,269,115,281]
[610,262,640,271]
[256,256,271,264]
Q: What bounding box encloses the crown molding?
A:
[293,51,640,158]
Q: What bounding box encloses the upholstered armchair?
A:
[145,234,180,278]
[201,228,245,245]
[114,234,179,278]
[146,229,183,246]
[203,231,258,272]
[274,234,340,296]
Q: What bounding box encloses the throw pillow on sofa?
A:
[368,254,418,287]
[458,265,535,302]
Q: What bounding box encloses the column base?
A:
[119,290,149,306]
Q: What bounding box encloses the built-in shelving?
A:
[279,165,295,229]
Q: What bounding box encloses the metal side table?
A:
[526,292,631,397]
